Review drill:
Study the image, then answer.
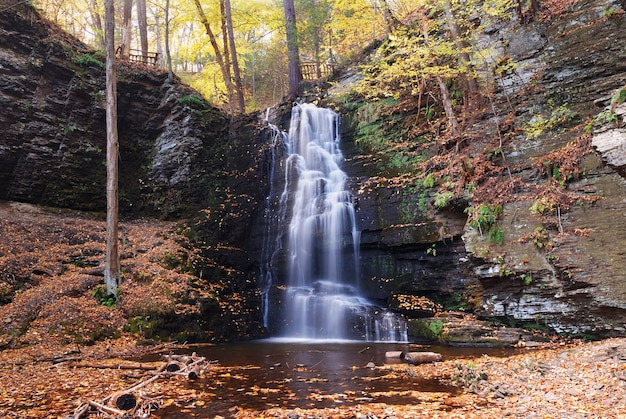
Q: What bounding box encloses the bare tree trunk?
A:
[152,6,163,67]
[219,0,234,112]
[515,0,523,19]
[88,0,105,49]
[313,28,321,79]
[530,0,540,14]
[283,0,302,100]
[104,0,121,297]
[165,0,173,81]
[444,1,480,109]
[420,13,459,136]
[121,0,132,58]
[223,0,245,112]
[379,0,400,33]
[436,76,459,136]
[192,0,236,109]
[136,0,148,62]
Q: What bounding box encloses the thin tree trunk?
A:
[379,0,400,33]
[420,14,459,136]
[444,1,479,109]
[136,0,148,62]
[104,0,121,297]
[436,76,459,136]
[530,0,540,14]
[121,0,132,58]
[219,0,234,112]
[192,0,235,109]
[224,0,245,112]
[88,0,105,49]
[283,0,302,100]
[165,0,173,81]
[153,7,163,67]
[515,0,523,19]
[313,28,321,79]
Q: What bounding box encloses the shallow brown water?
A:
[152,340,522,417]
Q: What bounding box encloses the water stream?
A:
[261,103,406,341]
[150,341,524,418]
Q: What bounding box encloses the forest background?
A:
[34,0,542,114]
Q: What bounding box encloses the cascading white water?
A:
[262,103,407,341]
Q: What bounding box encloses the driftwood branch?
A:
[69,352,211,418]
[65,361,161,370]
[88,400,126,416]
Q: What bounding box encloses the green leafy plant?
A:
[524,102,577,140]
[611,87,626,107]
[426,319,444,337]
[126,315,154,337]
[179,94,212,115]
[92,285,116,308]
[587,109,619,133]
[434,190,454,208]
[466,203,504,244]
[499,263,513,277]
[528,226,550,249]
[602,5,622,19]
[423,173,435,188]
[444,293,468,311]
[529,197,556,215]
[73,51,105,69]
[63,123,76,135]
[411,319,445,341]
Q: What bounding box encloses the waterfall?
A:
[259,108,289,330]
[261,103,407,342]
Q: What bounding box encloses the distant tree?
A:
[121,0,132,58]
[516,0,541,20]
[165,0,174,82]
[298,0,332,78]
[283,0,302,100]
[192,0,242,111]
[419,9,459,136]
[104,0,121,297]
[443,1,480,109]
[223,0,245,112]
[379,0,400,33]
[136,0,148,61]
[88,0,105,49]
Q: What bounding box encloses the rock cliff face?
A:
[0,0,229,218]
[321,0,626,338]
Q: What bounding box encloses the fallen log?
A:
[385,351,403,359]
[401,351,442,365]
[110,391,137,410]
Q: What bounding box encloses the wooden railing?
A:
[116,47,159,66]
[301,62,336,81]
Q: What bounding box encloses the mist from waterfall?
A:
[261,103,407,342]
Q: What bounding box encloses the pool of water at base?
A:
[150,340,523,417]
